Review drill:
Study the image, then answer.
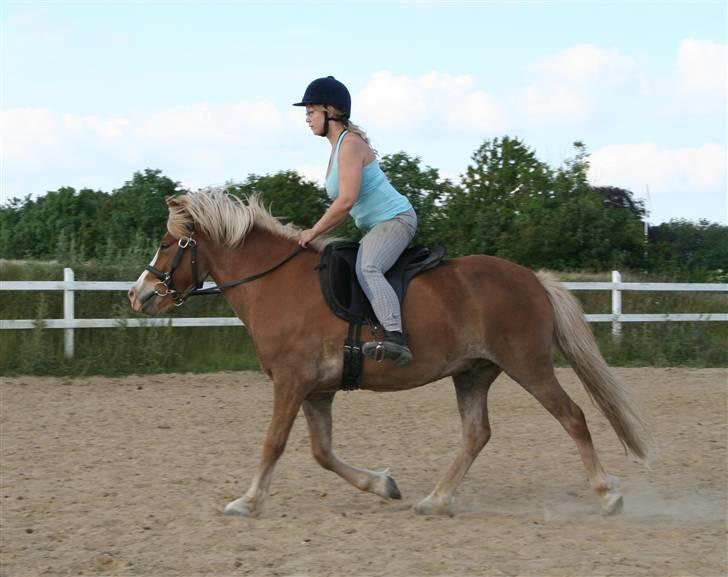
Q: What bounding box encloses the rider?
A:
[294,76,418,366]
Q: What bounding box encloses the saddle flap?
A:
[318,241,446,325]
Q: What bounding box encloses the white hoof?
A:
[223,497,258,517]
[601,491,623,515]
[414,494,454,516]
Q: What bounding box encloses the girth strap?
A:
[341,321,364,391]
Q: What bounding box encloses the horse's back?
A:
[407,253,551,318]
[402,254,555,369]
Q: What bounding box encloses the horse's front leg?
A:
[303,392,402,500]
[224,379,307,517]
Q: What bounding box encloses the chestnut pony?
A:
[128,190,652,517]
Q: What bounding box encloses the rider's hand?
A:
[298,229,317,248]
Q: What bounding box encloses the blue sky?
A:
[2,0,726,225]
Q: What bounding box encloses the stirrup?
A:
[374,342,387,363]
[363,339,413,366]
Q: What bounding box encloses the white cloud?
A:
[675,38,727,111]
[517,44,639,124]
[357,71,428,129]
[356,70,505,133]
[448,90,504,133]
[293,164,325,186]
[518,84,592,125]
[589,142,727,222]
[1,108,134,169]
[589,142,726,193]
[1,100,285,175]
[137,101,284,146]
[530,43,638,85]
[1,108,57,167]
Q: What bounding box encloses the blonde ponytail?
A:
[319,104,378,156]
[344,121,378,157]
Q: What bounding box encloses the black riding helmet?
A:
[293,76,351,136]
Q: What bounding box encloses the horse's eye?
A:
[160,243,171,250]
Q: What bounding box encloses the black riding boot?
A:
[362,330,413,366]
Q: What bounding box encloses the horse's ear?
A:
[165,196,179,208]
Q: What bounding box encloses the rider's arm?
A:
[309,138,364,237]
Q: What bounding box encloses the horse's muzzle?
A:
[128,284,160,315]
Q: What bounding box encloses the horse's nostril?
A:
[128,286,136,301]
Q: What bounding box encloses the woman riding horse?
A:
[128,191,652,518]
[293,76,418,366]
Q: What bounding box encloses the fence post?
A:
[64,268,75,358]
[611,270,622,340]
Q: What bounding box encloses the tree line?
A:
[1,137,725,280]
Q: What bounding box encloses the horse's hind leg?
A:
[415,363,501,516]
[302,392,402,500]
[513,365,623,514]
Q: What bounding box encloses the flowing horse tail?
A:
[536,271,654,464]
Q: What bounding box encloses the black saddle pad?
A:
[318,241,446,325]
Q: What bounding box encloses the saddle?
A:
[317,241,446,389]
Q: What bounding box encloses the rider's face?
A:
[305,106,324,135]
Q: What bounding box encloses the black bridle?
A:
[145,230,303,307]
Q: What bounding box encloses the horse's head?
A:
[129,189,314,314]
[128,196,207,315]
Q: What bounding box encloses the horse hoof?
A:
[223,498,258,517]
[385,475,402,500]
[601,492,623,515]
[414,495,453,516]
[372,469,402,500]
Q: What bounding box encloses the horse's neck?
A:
[203,226,305,325]
[206,226,296,283]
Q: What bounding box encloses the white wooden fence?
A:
[1,269,726,358]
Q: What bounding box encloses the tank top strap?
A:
[334,129,349,158]
[326,130,349,184]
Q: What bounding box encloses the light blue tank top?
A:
[325,130,412,230]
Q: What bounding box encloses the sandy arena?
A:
[1,368,726,577]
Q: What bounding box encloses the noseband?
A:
[144,229,304,307]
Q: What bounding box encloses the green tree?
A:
[0,196,27,258]
[514,142,645,270]
[96,169,180,258]
[442,136,553,257]
[379,152,454,247]
[226,170,329,230]
[647,220,728,280]
[439,139,646,270]
[0,187,106,260]
[593,186,647,220]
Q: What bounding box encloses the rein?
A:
[190,245,303,296]
[145,231,303,307]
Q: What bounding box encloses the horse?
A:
[128,189,653,518]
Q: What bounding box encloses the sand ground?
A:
[1,368,726,577]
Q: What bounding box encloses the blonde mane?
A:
[167,188,328,251]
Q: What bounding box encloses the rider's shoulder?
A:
[340,132,368,156]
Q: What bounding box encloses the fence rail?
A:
[1,269,726,358]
